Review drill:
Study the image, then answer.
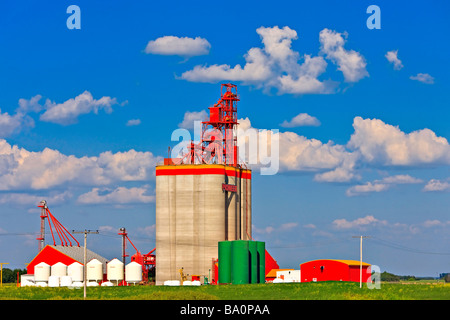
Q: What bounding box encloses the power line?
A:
[370,236,450,256]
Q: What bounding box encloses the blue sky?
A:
[0,1,449,277]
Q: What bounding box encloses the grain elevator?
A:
[155,84,252,285]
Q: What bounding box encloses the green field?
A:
[1,281,449,300]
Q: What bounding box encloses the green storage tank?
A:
[231,240,249,285]
[218,241,232,284]
[256,241,266,284]
[218,240,266,285]
[249,241,257,284]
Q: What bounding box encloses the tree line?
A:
[1,268,27,284]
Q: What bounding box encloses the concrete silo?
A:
[155,84,252,285]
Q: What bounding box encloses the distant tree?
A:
[1,268,27,283]
[380,271,400,282]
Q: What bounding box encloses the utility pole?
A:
[73,230,98,299]
[352,235,370,288]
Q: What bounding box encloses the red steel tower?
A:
[168,83,241,167]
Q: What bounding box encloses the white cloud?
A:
[145,36,211,57]
[410,73,434,84]
[379,174,423,184]
[423,179,450,192]
[0,190,72,207]
[0,109,34,137]
[181,26,366,95]
[385,50,403,70]
[319,28,369,82]
[0,139,161,191]
[280,113,320,127]
[178,110,207,129]
[422,220,447,228]
[348,117,450,166]
[126,119,141,126]
[77,185,155,204]
[346,182,389,197]
[253,222,298,234]
[332,215,387,229]
[39,91,120,125]
[237,117,358,181]
[238,116,449,184]
[0,95,42,137]
[346,174,423,197]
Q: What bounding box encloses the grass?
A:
[1,281,449,300]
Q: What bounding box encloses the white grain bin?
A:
[125,261,142,284]
[48,275,60,287]
[20,274,35,287]
[86,259,103,282]
[51,262,67,277]
[34,262,50,282]
[68,262,84,282]
[107,258,124,283]
[60,276,72,287]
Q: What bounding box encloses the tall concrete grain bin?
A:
[155,164,251,285]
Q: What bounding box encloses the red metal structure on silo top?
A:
[168,83,241,167]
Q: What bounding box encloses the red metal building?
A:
[27,245,108,275]
[300,259,371,283]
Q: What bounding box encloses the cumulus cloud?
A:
[410,73,434,84]
[181,26,366,95]
[346,182,389,197]
[237,117,358,181]
[236,115,449,184]
[346,174,423,197]
[319,28,369,82]
[77,185,155,204]
[0,190,72,207]
[0,139,161,191]
[332,215,387,229]
[280,113,320,128]
[0,109,34,137]
[385,50,403,70]
[423,179,450,192]
[126,119,141,126]
[348,117,450,166]
[145,36,211,57]
[253,222,298,234]
[0,95,43,137]
[39,91,120,125]
[178,110,207,129]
